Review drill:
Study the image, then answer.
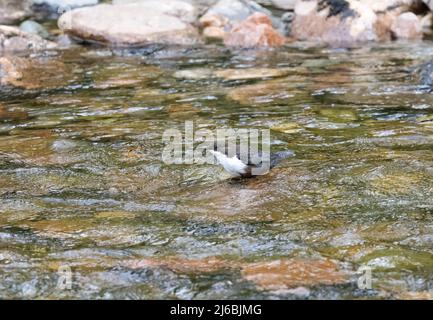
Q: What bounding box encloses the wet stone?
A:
[241,259,349,290]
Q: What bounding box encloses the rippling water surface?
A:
[1,41,432,299]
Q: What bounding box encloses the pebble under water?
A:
[0,41,433,299]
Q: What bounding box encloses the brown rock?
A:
[374,13,395,41]
[200,12,227,40]
[241,259,349,290]
[0,55,70,89]
[397,291,433,300]
[214,67,290,80]
[224,12,286,48]
[203,26,226,39]
[0,103,28,121]
[200,13,229,28]
[227,79,293,105]
[122,256,233,274]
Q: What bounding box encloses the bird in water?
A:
[209,143,294,178]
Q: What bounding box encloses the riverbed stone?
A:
[0,55,71,89]
[397,291,433,300]
[202,25,226,39]
[0,104,28,121]
[122,256,233,274]
[214,67,290,80]
[0,57,25,87]
[390,12,422,39]
[58,1,201,46]
[95,211,136,220]
[271,122,302,134]
[0,25,57,53]
[270,0,297,10]
[173,68,214,80]
[19,20,51,39]
[32,0,99,11]
[291,0,426,45]
[227,79,294,105]
[241,259,349,290]
[200,0,276,40]
[291,0,378,46]
[0,2,31,25]
[224,12,286,48]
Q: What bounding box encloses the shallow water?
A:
[1,41,433,299]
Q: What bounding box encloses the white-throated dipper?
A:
[209,143,294,178]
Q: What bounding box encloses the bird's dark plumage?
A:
[211,142,294,178]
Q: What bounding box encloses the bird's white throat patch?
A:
[209,150,247,177]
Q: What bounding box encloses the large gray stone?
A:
[58,1,201,46]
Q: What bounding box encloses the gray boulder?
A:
[58,1,201,46]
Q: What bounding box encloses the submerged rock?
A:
[174,66,291,80]
[270,0,297,10]
[415,59,433,86]
[58,1,201,46]
[0,55,71,89]
[241,259,349,290]
[122,256,233,274]
[0,25,57,53]
[0,104,28,121]
[227,79,294,105]
[173,68,214,80]
[0,56,28,87]
[224,12,286,48]
[214,67,290,80]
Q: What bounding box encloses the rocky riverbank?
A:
[1,1,433,49]
[1,0,433,88]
